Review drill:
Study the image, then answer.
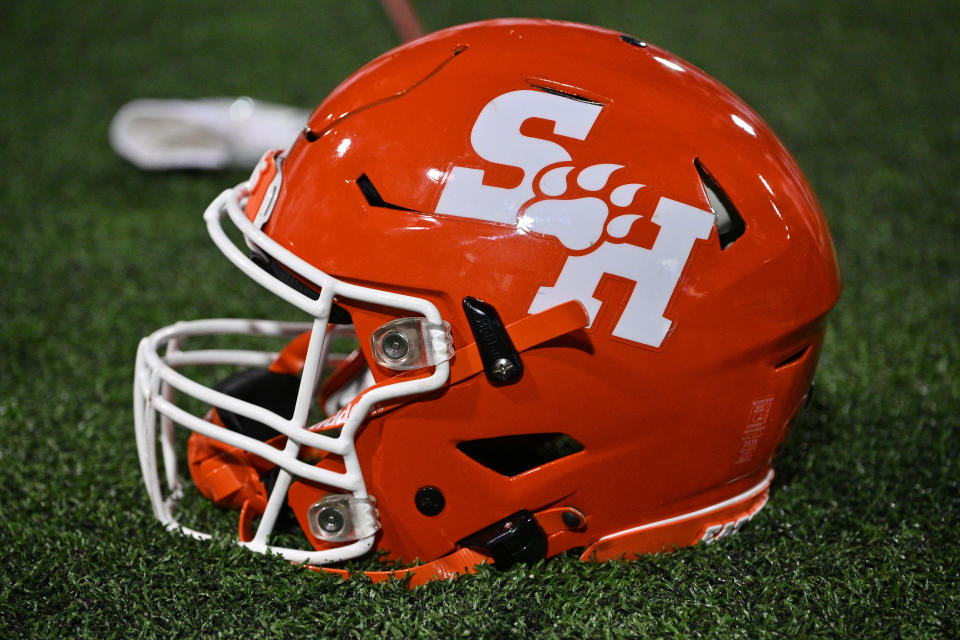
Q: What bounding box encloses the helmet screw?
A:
[381,330,410,361]
[315,505,346,535]
[490,357,515,381]
[561,507,586,529]
[415,486,445,516]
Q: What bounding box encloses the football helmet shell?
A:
[134,19,840,584]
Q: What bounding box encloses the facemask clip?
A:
[371,318,454,370]
[307,494,381,543]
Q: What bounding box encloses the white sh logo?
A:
[435,90,715,348]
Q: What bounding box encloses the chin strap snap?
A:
[301,299,590,436]
[449,299,589,384]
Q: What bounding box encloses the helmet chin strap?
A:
[304,547,494,587]
[300,504,589,588]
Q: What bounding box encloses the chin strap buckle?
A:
[457,510,548,569]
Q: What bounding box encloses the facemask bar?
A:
[133,183,452,566]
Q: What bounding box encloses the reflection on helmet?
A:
[133,19,841,586]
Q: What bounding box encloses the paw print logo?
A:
[435,89,717,348]
[518,163,646,251]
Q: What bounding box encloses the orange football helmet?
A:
[134,19,841,585]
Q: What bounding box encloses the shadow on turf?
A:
[770,393,841,488]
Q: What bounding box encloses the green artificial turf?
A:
[1,1,957,637]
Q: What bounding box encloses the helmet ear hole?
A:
[213,369,301,442]
[456,433,584,477]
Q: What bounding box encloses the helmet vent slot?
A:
[620,34,648,48]
[695,159,745,249]
[527,84,603,105]
[775,345,810,370]
[525,77,607,106]
[456,433,584,477]
[356,173,415,211]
